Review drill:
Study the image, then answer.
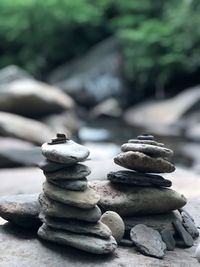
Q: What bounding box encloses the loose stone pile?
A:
[38,133,117,254]
[103,134,199,258]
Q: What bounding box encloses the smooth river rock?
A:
[108,170,172,187]
[90,181,186,216]
[100,211,125,242]
[38,223,117,254]
[130,224,166,259]
[121,143,173,158]
[0,193,40,228]
[38,194,101,222]
[128,139,164,147]
[39,159,68,172]
[41,140,90,164]
[44,164,91,181]
[49,178,88,191]
[43,182,100,209]
[40,213,111,239]
[114,151,175,173]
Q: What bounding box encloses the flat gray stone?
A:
[42,140,90,164]
[114,151,175,173]
[121,143,173,158]
[0,194,40,228]
[50,178,88,191]
[161,229,176,251]
[173,219,194,247]
[38,223,117,254]
[39,194,101,222]
[108,171,172,187]
[44,164,91,181]
[137,134,155,140]
[90,181,186,216]
[128,139,164,147]
[181,212,199,239]
[130,224,166,259]
[39,159,68,172]
[43,181,100,209]
[40,213,112,239]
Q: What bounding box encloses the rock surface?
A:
[40,214,112,239]
[0,79,75,118]
[181,211,199,238]
[42,140,90,164]
[121,143,173,158]
[108,170,172,187]
[43,182,100,209]
[38,223,117,254]
[38,194,101,222]
[0,65,32,84]
[130,224,166,259]
[173,220,194,247]
[0,111,55,145]
[114,151,175,173]
[50,178,88,191]
[90,181,186,216]
[0,194,40,228]
[161,229,176,251]
[128,139,164,147]
[44,164,91,180]
[100,211,125,243]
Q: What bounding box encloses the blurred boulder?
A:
[0,65,32,84]
[48,37,126,107]
[0,79,75,118]
[89,98,122,119]
[124,86,200,135]
[0,111,55,145]
[42,111,80,138]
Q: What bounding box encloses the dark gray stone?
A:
[181,211,199,238]
[108,171,172,187]
[39,194,101,222]
[39,213,112,239]
[44,164,91,181]
[128,139,164,147]
[42,140,90,164]
[38,223,117,254]
[173,219,194,247]
[161,229,176,251]
[119,239,134,247]
[137,134,155,140]
[90,181,186,216]
[130,224,166,259]
[39,159,67,172]
[43,181,100,209]
[50,178,88,191]
[121,143,173,158]
[114,151,175,173]
[0,194,40,228]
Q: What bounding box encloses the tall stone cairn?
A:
[38,133,117,254]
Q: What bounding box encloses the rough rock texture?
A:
[181,211,199,238]
[161,229,176,251]
[38,224,117,254]
[44,164,91,180]
[0,111,55,145]
[0,79,75,118]
[40,214,112,239]
[42,140,90,164]
[108,171,172,187]
[0,194,40,228]
[38,194,101,222]
[90,181,186,216]
[130,224,166,259]
[114,151,175,173]
[43,182,100,209]
[100,211,125,242]
[173,220,194,247]
[121,143,173,158]
[124,211,182,234]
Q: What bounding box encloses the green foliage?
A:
[0,0,200,94]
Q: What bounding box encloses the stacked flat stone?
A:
[38,134,117,254]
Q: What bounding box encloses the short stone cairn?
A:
[105,134,199,258]
[38,133,117,254]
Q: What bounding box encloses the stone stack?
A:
[91,134,199,258]
[38,133,117,254]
